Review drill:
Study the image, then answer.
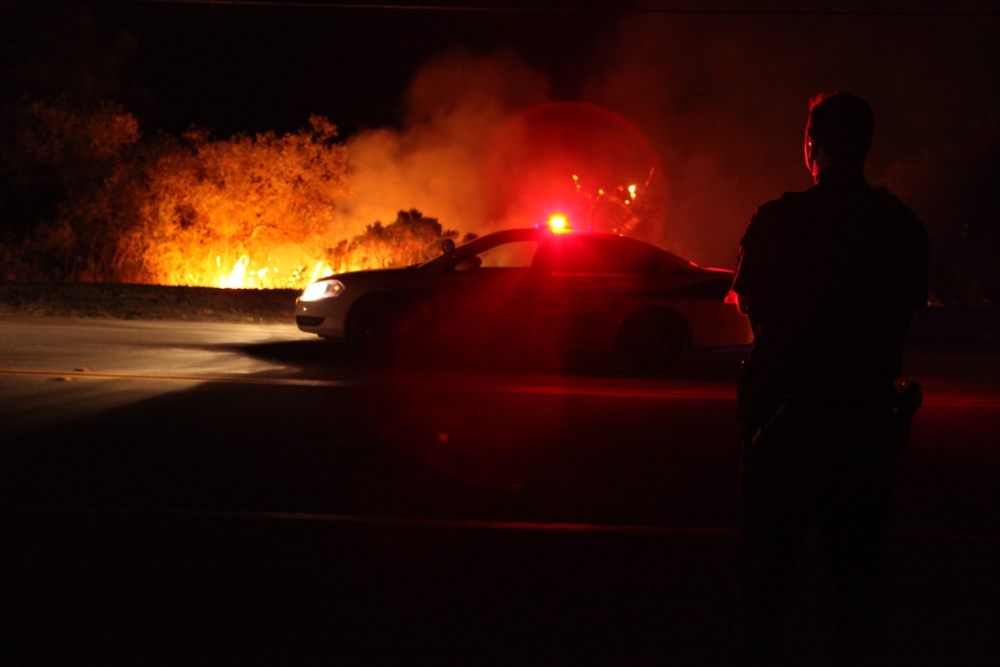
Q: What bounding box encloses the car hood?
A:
[328,266,422,283]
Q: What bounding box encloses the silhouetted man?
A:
[731,92,928,665]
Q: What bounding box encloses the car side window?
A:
[475,240,539,268]
[533,237,659,275]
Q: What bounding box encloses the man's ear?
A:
[804,133,817,174]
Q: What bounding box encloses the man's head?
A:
[804,92,874,181]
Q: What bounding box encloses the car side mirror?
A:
[441,239,456,255]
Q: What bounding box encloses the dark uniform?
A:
[732,164,928,664]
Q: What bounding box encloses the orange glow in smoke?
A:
[485,102,665,237]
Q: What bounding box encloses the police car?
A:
[295,222,751,370]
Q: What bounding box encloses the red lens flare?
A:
[485,101,665,237]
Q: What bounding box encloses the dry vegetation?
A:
[3,100,462,290]
[0,282,299,324]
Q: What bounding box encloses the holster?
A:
[736,359,784,441]
[888,380,923,456]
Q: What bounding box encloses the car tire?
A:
[348,294,430,354]
[616,307,690,372]
[347,295,395,350]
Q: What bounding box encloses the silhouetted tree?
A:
[327,210,460,273]
[0,5,145,242]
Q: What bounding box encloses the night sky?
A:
[88,1,616,137]
[5,1,999,295]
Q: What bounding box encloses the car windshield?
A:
[420,229,542,271]
[420,228,691,276]
[477,240,538,268]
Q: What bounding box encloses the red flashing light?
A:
[547,213,570,232]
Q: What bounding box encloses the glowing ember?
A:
[554,173,655,235]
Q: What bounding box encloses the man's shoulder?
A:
[874,186,917,216]
[873,187,927,236]
[748,191,810,229]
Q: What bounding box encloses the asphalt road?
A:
[1,315,999,665]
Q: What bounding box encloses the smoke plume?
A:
[331,47,550,240]
[582,7,1000,269]
[332,4,999,294]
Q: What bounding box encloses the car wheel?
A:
[616,307,689,371]
[348,294,430,353]
[347,295,395,349]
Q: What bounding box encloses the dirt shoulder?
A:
[0,282,300,324]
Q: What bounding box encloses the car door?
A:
[425,238,541,346]
[525,235,657,350]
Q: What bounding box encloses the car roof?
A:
[455,227,646,252]
[421,226,700,270]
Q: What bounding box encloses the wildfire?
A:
[215,255,333,290]
[218,255,248,288]
[205,170,654,290]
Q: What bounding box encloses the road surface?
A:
[1,315,998,664]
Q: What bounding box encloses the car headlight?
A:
[300,279,345,302]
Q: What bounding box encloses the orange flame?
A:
[214,254,334,290]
